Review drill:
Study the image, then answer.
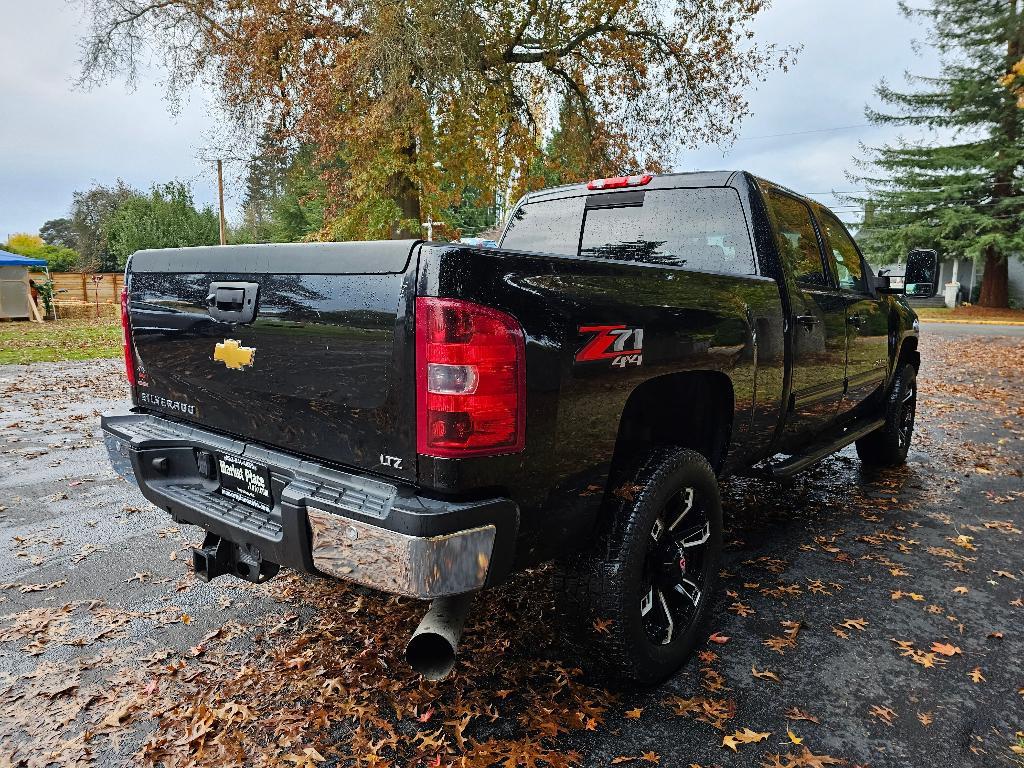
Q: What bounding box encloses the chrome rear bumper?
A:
[101,413,517,598]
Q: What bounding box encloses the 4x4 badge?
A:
[214,339,256,370]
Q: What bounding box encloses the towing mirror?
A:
[874,249,940,297]
[903,248,939,298]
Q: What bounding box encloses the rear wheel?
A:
[856,363,917,466]
[557,447,722,685]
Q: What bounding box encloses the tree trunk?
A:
[388,141,421,239]
[977,246,1009,308]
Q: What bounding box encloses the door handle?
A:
[795,314,820,328]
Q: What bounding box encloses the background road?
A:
[921,321,1024,337]
[1,329,1021,768]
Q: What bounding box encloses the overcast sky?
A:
[0,0,945,239]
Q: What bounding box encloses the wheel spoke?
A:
[679,521,711,549]
[650,517,664,543]
[657,589,674,644]
[674,578,702,607]
[667,487,695,532]
[641,586,654,616]
[902,387,914,404]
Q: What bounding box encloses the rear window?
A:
[500,196,584,255]
[580,188,754,273]
[499,187,754,274]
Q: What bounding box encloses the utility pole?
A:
[217,159,227,245]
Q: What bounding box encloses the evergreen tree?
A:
[850,0,1024,307]
[239,131,289,242]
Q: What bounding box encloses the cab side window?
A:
[763,188,828,286]
[816,209,866,292]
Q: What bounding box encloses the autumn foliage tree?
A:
[76,0,794,240]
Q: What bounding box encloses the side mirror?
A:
[904,248,939,298]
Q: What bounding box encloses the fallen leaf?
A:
[722,728,770,751]
[624,708,643,720]
[869,704,897,726]
[751,665,780,683]
[787,730,803,745]
[930,642,962,657]
[891,590,925,602]
[785,707,820,724]
[708,632,730,645]
[969,667,985,683]
[917,712,933,727]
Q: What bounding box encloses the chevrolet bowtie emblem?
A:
[214,339,255,370]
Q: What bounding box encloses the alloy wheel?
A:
[639,486,712,645]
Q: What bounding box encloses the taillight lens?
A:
[416,297,526,457]
[120,286,137,387]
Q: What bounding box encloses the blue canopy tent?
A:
[0,250,50,321]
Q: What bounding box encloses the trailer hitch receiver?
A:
[192,532,279,584]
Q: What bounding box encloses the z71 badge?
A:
[576,324,644,368]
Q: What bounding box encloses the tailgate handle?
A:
[207,281,259,324]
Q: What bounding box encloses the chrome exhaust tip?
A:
[405,593,474,681]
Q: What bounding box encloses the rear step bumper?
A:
[101,412,518,598]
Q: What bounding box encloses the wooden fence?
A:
[49,273,124,304]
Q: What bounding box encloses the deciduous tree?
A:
[76,0,795,240]
[105,182,220,266]
[71,180,137,272]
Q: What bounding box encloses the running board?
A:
[765,417,886,479]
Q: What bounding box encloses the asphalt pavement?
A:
[1,329,1022,768]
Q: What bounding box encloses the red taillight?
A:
[120,286,137,387]
[416,297,525,457]
[586,173,654,191]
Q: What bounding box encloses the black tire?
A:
[556,447,723,685]
[856,363,917,466]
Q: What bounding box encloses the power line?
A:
[736,123,875,141]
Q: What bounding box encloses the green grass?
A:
[0,318,122,364]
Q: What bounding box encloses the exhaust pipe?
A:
[405,593,474,681]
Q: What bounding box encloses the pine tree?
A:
[851,0,1024,307]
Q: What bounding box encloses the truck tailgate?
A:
[125,241,417,482]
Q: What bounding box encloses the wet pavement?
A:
[0,330,1021,768]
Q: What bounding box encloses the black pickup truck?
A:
[102,171,938,683]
